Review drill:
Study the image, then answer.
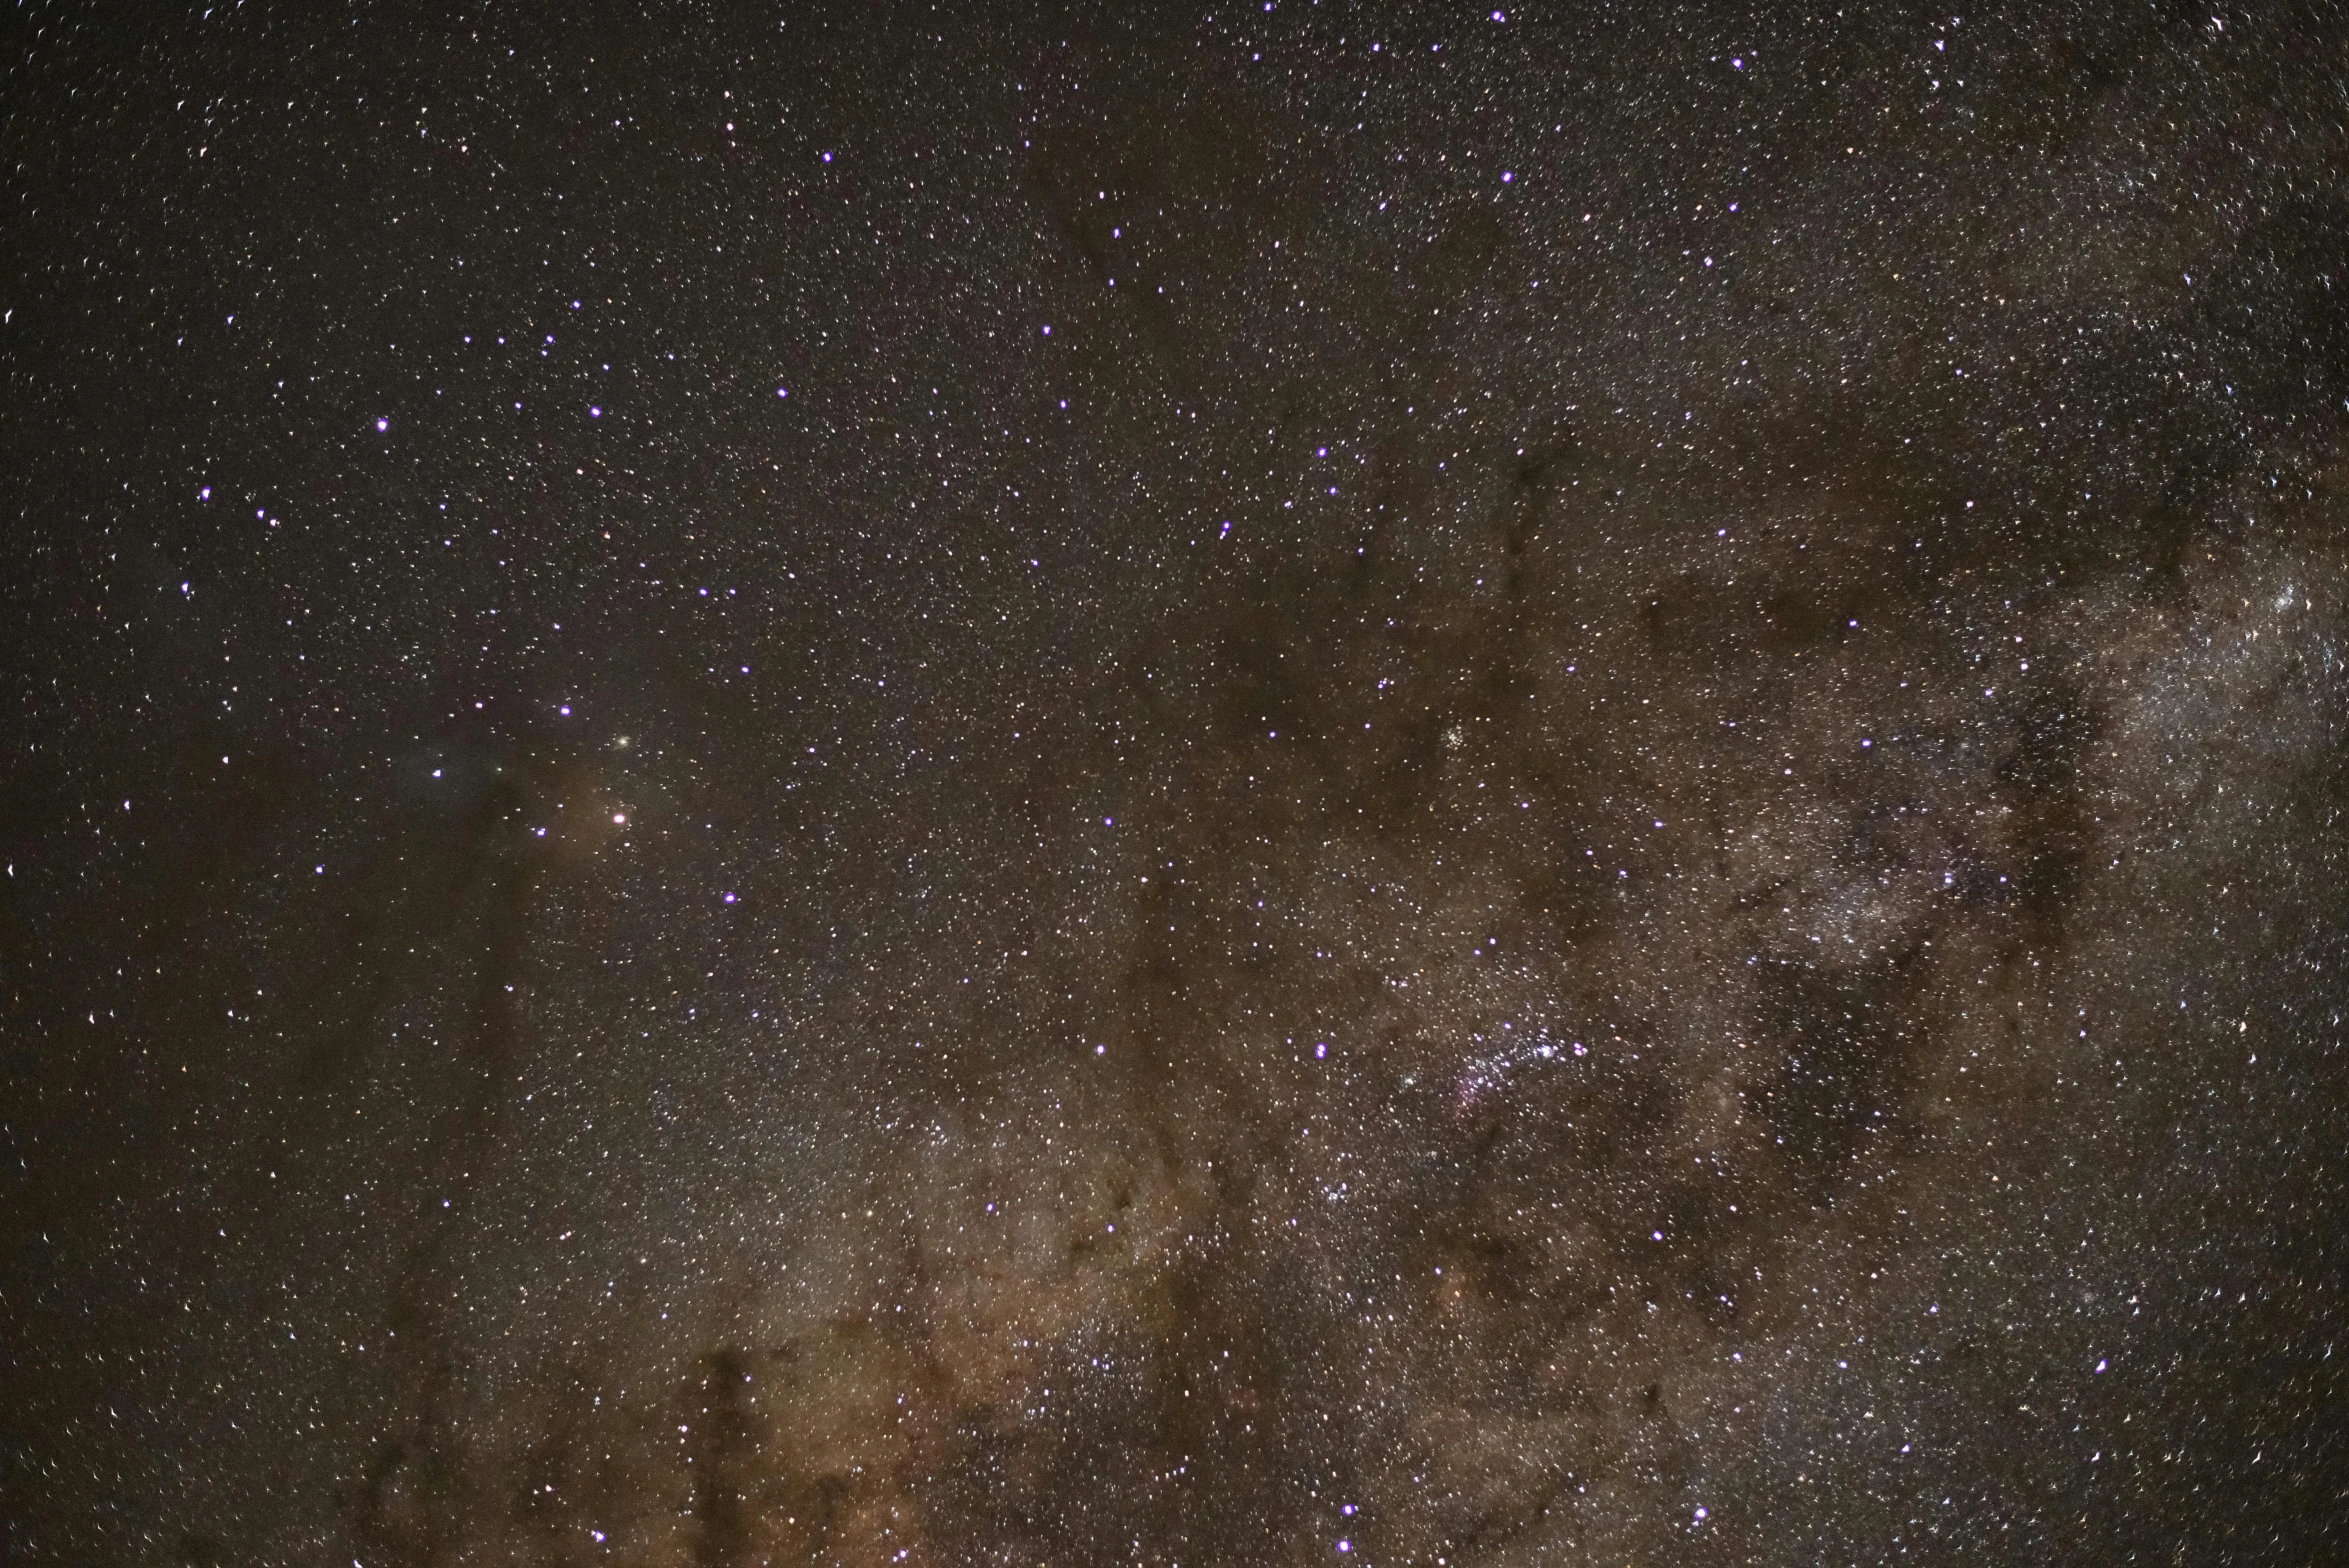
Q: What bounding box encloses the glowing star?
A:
[612,812,626,825]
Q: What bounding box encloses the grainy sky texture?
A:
[6,3,2349,1564]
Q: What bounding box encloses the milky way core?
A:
[7,6,2349,1564]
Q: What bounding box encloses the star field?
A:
[5,3,2349,1564]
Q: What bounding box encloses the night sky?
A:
[7,3,2349,1563]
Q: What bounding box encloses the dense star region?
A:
[6,3,2349,1564]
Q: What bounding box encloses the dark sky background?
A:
[6,2,2349,1563]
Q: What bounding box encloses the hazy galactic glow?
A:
[8,7,2349,1566]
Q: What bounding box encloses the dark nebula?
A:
[7,3,2349,1563]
